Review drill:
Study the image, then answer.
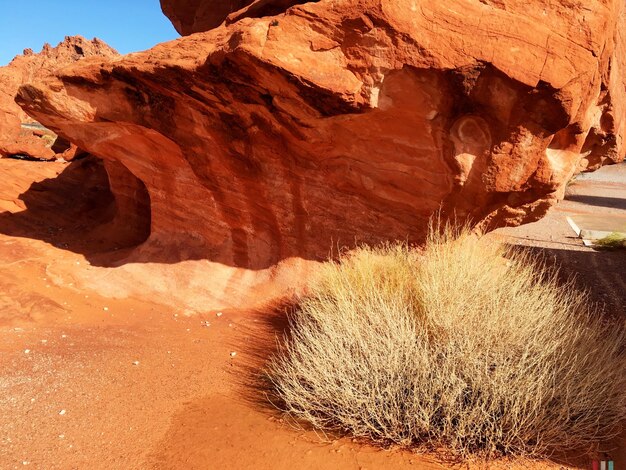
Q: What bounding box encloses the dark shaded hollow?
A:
[6,154,49,162]
[0,156,151,260]
[51,135,72,154]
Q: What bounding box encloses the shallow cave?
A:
[0,155,151,258]
[100,158,153,252]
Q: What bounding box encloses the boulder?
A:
[0,36,118,159]
[57,143,89,162]
[15,0,626,306]
[160,0,254,35]
[160,0,315,35]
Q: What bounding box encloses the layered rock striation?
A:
[14,1,626,300]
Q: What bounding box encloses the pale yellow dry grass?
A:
[267,225,626,459]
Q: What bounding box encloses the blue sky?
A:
[0,0,180,65]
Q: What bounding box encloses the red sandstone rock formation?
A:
[15,0,626,306]
[160,0,311,35]
[0,36,118,159]
[160,0,253,35]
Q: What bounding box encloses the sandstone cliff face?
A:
[0,36,118,159]
[15,0,626,306]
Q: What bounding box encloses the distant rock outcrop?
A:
[15,0,626,307]
[0,36,118,160]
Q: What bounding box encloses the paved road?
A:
[577,161,626,184]
[20,122,48,131]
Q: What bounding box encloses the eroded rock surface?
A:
[15,0,626,307]
[0,36,118,159]
[160,0,253,35]
[160,0,307,35]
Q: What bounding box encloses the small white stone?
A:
[61,334,67,339]
[230,351,237,358]
[103,307,109,311]
[24,349,30,354]
[40,340,47,344]
[59,409,66,415]
[132,361,140,366]
[216,312,223,317]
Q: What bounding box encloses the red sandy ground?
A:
[0,157,624,469]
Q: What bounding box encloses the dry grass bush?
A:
[595,232,626,249]
[267,225,626,459]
